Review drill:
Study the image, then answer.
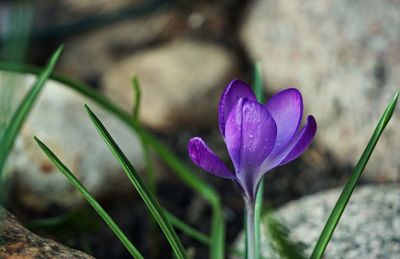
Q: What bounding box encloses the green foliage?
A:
[85,105,187,259]
[4,55,395,259]
[27,209,100,235]
[0,46,63,177]
[0,62,225,259]
[35,137,144,259]
[131,76,142,123]
[264,213,306,259]
[310,91,399,259]
[253,61,264,259]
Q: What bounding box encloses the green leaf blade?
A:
[0,46,63,176]
[34,137,144,259]
[131,76,141,123]
[84,105,187,259]
[138,130,225,259]
[265,213,307,259]
[310,91,399,259]
[253,61,264,259]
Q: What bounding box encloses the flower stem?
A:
[245,199,256,259]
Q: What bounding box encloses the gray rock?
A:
[241,0,400,181]
[235,184,400,258]
[0,206,93,258]
[101,40,237,131]
[58,6,178,81]
[1,71,144,211]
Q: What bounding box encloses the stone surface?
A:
[241,0,400,181]
[58,5,178,81]
[102,40,237,131]
[235,184,400,258]
[33,0,139,25]
[0,206,93,258]
[1,71,144,211]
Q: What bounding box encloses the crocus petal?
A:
[218,79,256,136]
[225,99,277,198]
[266,88,303,151]
[260,115,316,172]
[188,137,235,179]
[279,115,317,166]
[238,100,277,173]
[224,98,245,171]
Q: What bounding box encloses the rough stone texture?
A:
[102,40,237,131]
[241,0,400,181]
[235,184,400,258]
[0,206,93,258]
[58,6,178,81]
[1,71,144,211]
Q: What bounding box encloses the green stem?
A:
[254,181,263,259]
[245,199,256,259]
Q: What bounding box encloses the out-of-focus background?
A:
[1,0,399,258]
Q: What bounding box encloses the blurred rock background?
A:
[0,0,399,258]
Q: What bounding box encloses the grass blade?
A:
[131,76,141,123]
[34,137,144,259]
[139,129,225,259]
[84,105,187,259]
[253,62,265,103]
[253,61,264,259]
[0,46,63,176]
[310,91,399,259]
[265,213,306,259]
[0,63,225,259]
[130,77,156,195]
[165,210,210,245]
[165,210,242,257]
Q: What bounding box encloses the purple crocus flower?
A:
[188,79,317,202]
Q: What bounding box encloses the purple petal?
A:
[218,79,256,136]
[279,115,317,165]
[266,88,303,151]
[225,98,277,196]
[224,98,245,171]
[260,115,316,172]
[188,137,235,179]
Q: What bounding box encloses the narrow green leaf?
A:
[254,181,263,259]
[142,138,157,195]
[253,62,264,103]
[139,129,225,259]
[253,61,264,259]
[84,105,187,259]
[0,63,225,259]
[130,77,156,195]
[310,91,399,259]
[27,209,100,234]
[165,210,242,257]
[0,46,63,176]
[165,210,210,245]
[264,213,307,259]
[1,3,32,62]
[131,76,141,123]
[34,137,144,259]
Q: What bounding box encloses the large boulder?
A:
[102,40,237,131]
[241,0,400,181]
[1,71,144,211]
